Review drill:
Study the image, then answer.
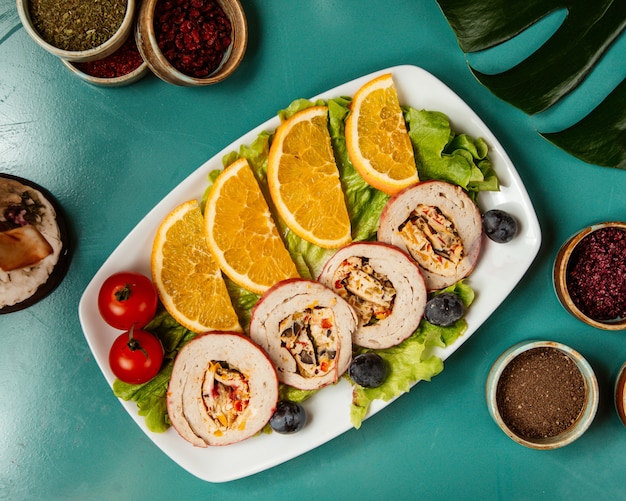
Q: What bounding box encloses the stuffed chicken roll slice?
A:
[378,180,482,291]
[249,279,356,391]
[167,331,278,447]
[318,242,427,349]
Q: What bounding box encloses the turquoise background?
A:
[1,0,625,498]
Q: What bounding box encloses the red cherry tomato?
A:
[109,327,164,384]
[98,272,158,330]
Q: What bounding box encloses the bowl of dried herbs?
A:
[17,0,137,62]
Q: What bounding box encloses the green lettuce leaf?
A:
[328,97,391,243]
[349,332,445,429]
[348,284,471,428]
[417,318,468,349]
[278,384,318,403]
[144,308,197,353]
[278,98,326,121]
[111,310,196,433]
[113,363,173,433]
[403,107,499,198]
[435,280,476,308]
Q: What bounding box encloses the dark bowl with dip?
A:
[553,221,626,331]
[486,340,598,450]
[0,174,72,314]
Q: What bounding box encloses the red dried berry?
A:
[153,0,232,78]
[73,35,144,79]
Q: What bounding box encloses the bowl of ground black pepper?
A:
[61,32,149,86]
[553,221,626,331]
[486,340,598,450]
[136,0,247,86]
[17,0,136,62]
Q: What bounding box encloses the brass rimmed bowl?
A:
[16,0,136,62]
[136,0,247,86]
[553,221,626,331]
[486,340,598,450]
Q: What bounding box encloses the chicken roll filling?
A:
[279,307,338,379]
[202,361,250,432]
[331,256,396,326]
[398,204,463,277]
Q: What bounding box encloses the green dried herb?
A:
[28,0,126,51]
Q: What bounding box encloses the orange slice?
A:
[267,105,352,249]
[345,73,418,195]
[151,199,241,333]
[204,157,299,294]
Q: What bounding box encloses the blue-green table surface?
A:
[1,0,625,499]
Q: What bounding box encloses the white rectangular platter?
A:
[78,65,541,482]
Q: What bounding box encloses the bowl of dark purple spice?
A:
[486,340,598,450]
[61,32,149,86]
[136,0,247,86]
[553,221,626,331]
[17,0,137,62]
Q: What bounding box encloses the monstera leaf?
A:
[436,0,626,169]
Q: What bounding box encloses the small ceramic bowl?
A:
[136,0,247,86]
[16,0,136,62]
[61,58,149,87]
[60,32,149,87]
[553,221,626,331]
[486,340,598,450]
[616,362,626,427]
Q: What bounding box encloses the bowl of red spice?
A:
[61,32,148,86]
[17,0,137,62]
[553,221,626,331]
[486,340,599,450]
[136,0,247,86]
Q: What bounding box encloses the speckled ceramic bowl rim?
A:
[135,0,247,86]
[16,0,136,62]
[553,221,626,331]
[486,340,599,450]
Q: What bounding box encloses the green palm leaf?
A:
[436,0,626,169]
